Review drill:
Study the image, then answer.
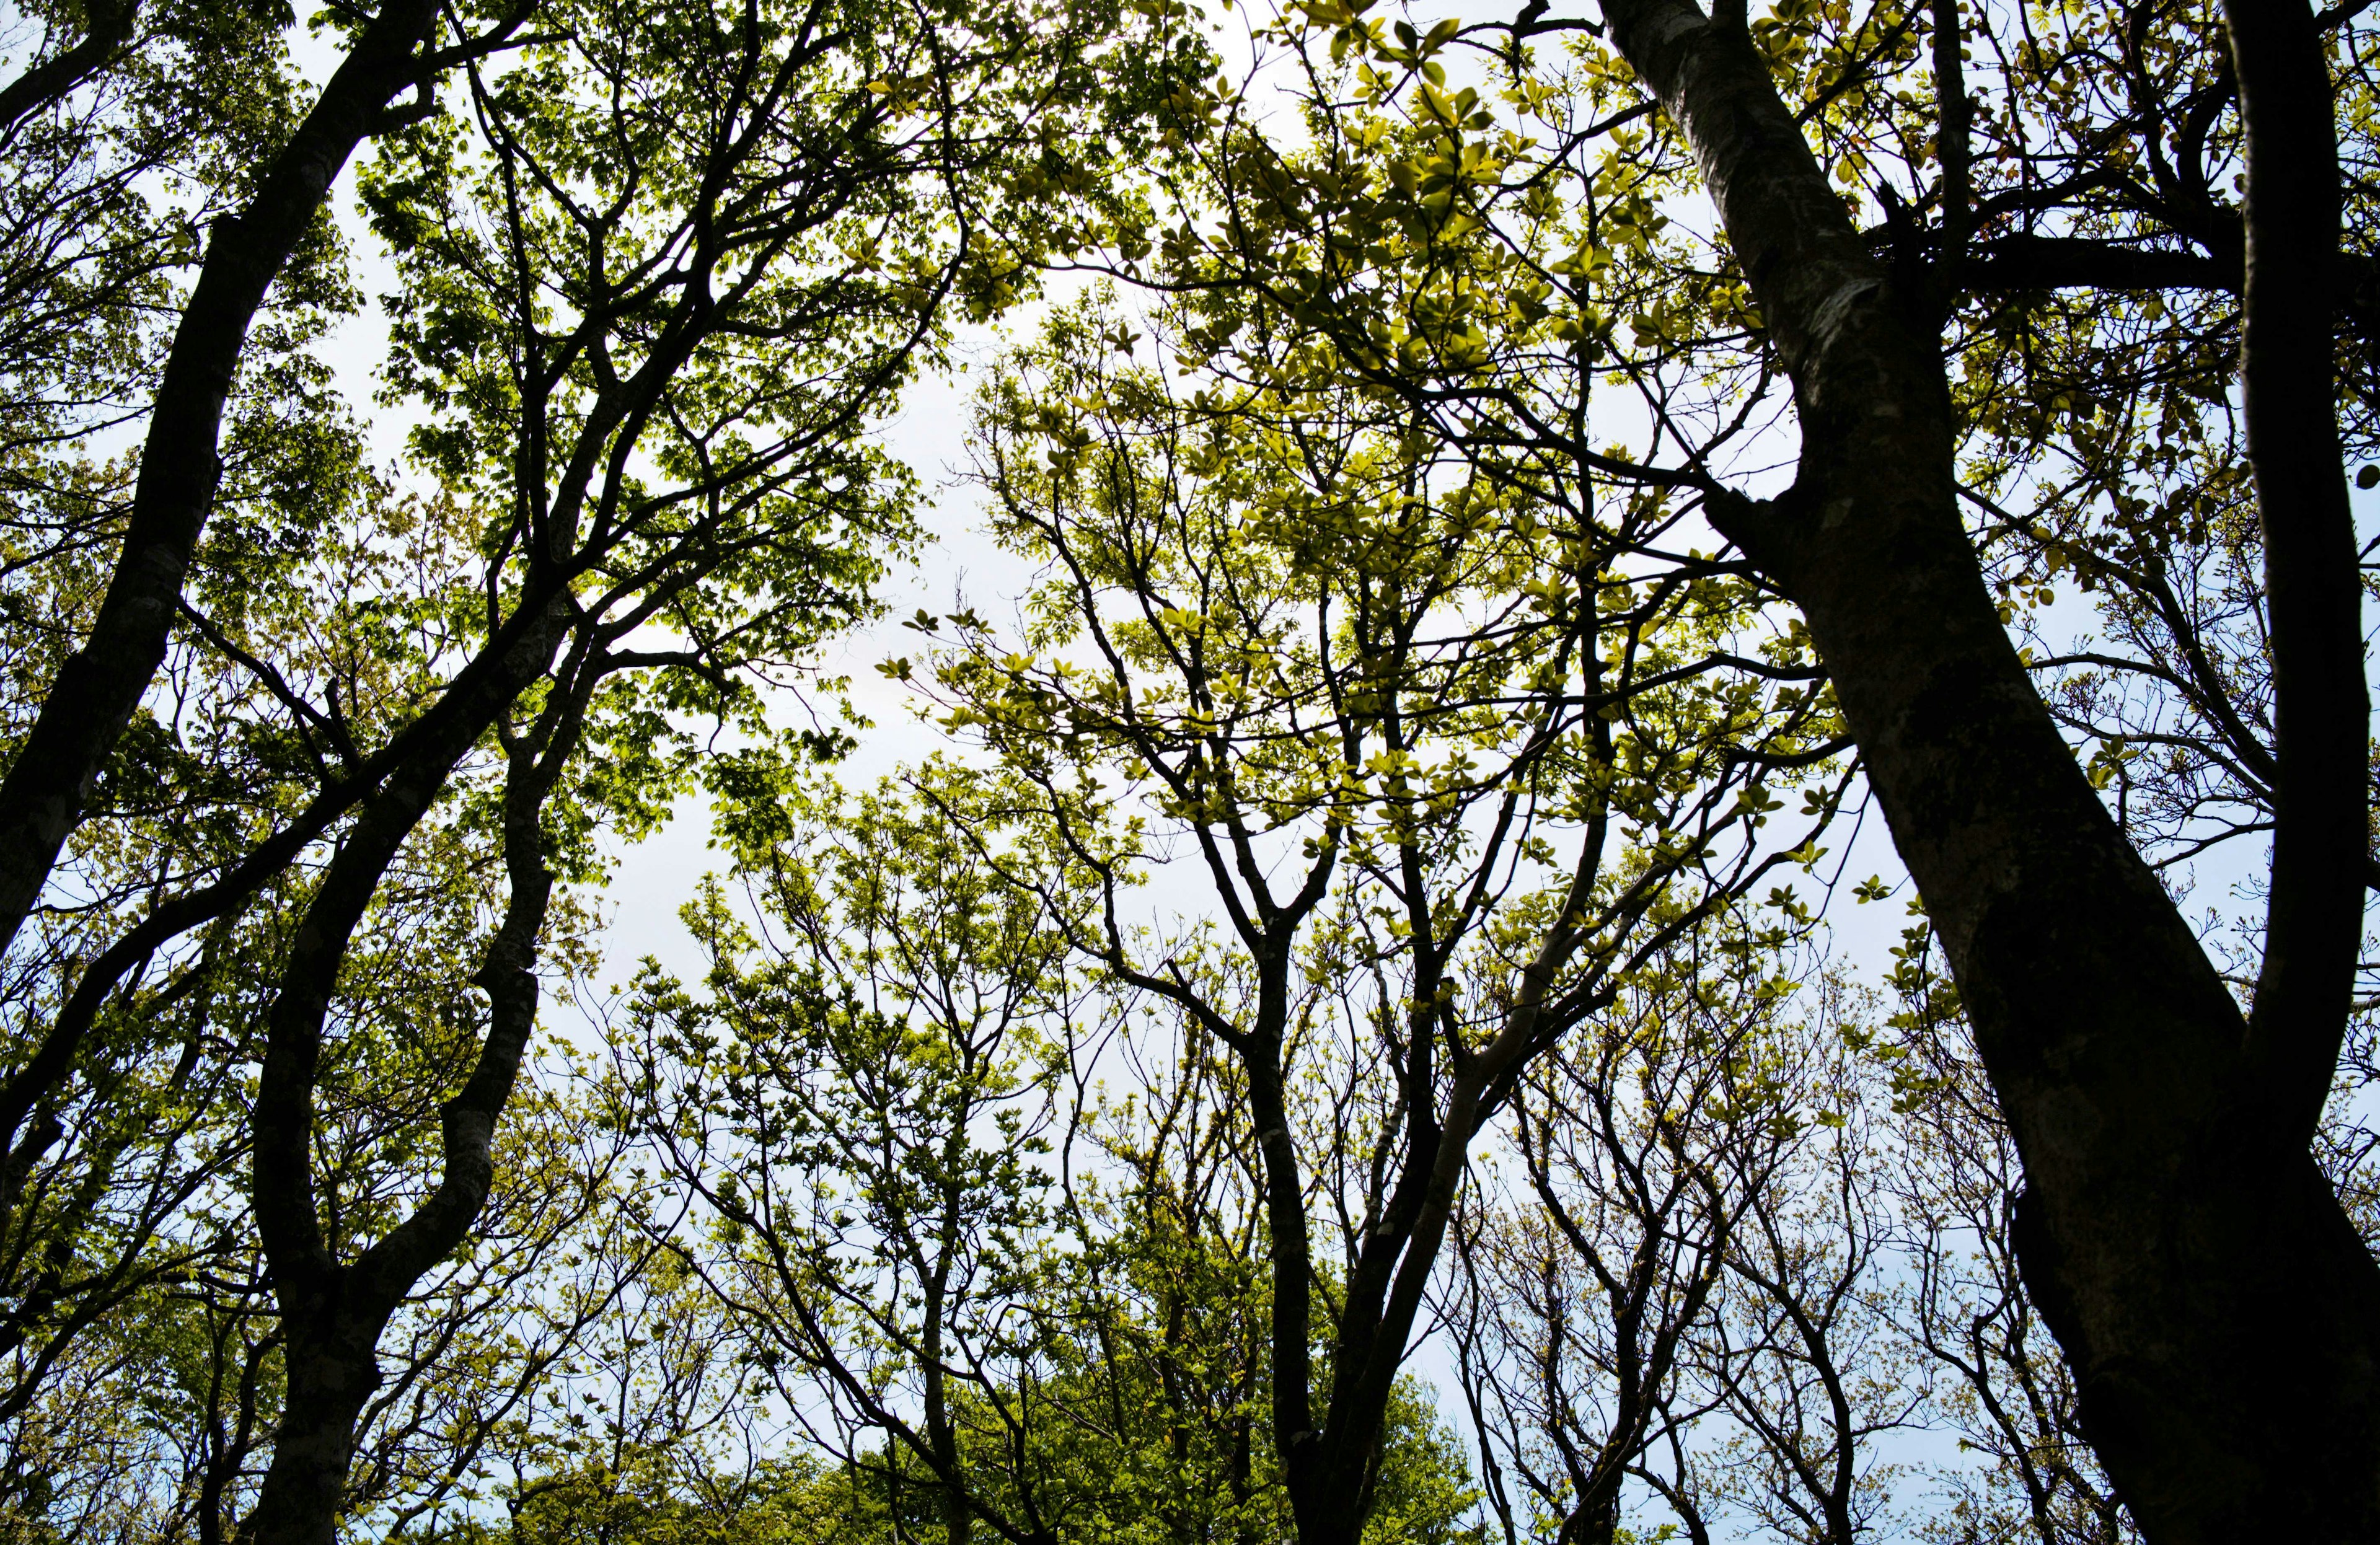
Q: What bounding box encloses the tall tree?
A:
[222,0,1189,1536]
[879,284,1849,1544]
[1582,2,2377,1535]
[1101,0,2376,1531]
[0,0,527,961]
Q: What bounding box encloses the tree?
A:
[0,0,1191,1538]
[855,269,1854,1543]
[0,0,528,963]
[1590,2,2374,1534]
[1086,0,2379,1531]
[228,0,1171,1531]
[625,767,1097,1545]
[620,764,1489,1545]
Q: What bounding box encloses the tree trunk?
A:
[240,609,577,1545]
[1595,2,2380,1538]
[241,775,555,1544]
[236,1285,386,1545]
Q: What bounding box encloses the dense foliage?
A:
[0,0,2371,1541]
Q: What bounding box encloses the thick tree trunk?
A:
[243,926,553,1545]
[237,1294,386,1545]
[1595,2,2380,1539]
[0,0,439,961]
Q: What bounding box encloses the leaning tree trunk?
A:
[1595,2,2380,1539]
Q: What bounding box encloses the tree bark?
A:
[1595,2,2380,1538]
[0,0,440,961]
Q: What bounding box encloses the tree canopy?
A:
[0,0,2371,1542]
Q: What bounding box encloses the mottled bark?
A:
[1595,1,2380,1538]
[0,0,441,961]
